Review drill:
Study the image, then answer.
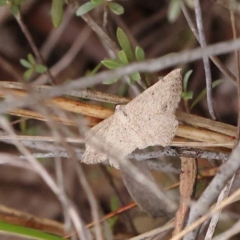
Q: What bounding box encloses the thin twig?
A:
[173,157,197,236]
[204,179,234,240]
[80,11,146,90]
[204,10,240,240]
[0,117,91,240]
[54,152,71,232]
[0,54,22,81]
[176,112,236,137]
[75,161,103,240]
[0,83,237,139]
[14,147,228,165]
[0,135,85,143]
[231,11,240,143]
[15,14,56,85]
[0,204,65,236]
[40,6,74,60]
[1,38,240,115]
[194,0,216,119]
[81,14,119,56]
[171,184,240,240]
[35,26,92,85]
[181,1,237,84]
[0,81,130,104]
[129,220,175,240]
[183,141,240,240]
[212,219,240,240]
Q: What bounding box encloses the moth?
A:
[82,69,182,168]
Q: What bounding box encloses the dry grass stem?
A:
[173,157,197,235]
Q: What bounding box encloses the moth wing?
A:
[133,113,179,149]
[82,69,182,167]
[122,69,182,149]
[82,111,145,168]
[82,116,113,165]
[124,69,182,116]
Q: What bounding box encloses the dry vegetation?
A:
[1,0,240,239]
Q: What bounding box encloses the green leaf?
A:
[23,68,33,80]
[91,0,103,4]
[20,59,31,68]
[103,77,119,85]
[13,0,27,4]
[117,50,128,64]
[168,0,181,23]
[0,0,7,6]
[10,5,19,16]
[76,1,100,16]
[0,221,64,240]
[101,59,123,69]
[181,91,193,100]
[130,72,140,83]
[108,2,124,15]
[135,46,145,61]
[190,79,223,109]
[27,54,36,65]
[116,27,134,61]
[51,0,64,28]
[183,70,193,92]
[35,64,47,73]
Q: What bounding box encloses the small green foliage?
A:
[101,59,123,69]
[51,0,65,28]
[181,70,193,101]
[10,5,19,15]
[2,0,27,15]
[190,79,223,109]
[0,0,7,6]
[91,0,104,4]
[182,91,193,100]
[118,50,128,64]
[11,0,26,4]
[35,64,47,73]
[76,0,123,16]
[168,0,181,23]
[130,72,140,83]
[0,0,9,6]
[183,70,193,93]
[117,27,134,61]
[101,58,125,84]
[27,53,36,65]
[0,0,26,6]
[23,68,34,79]
[76,1,100,16]
[102,28,146,84]
[108,2,124,15]
[135,46,145,61]
[20,54,47,80]
[20,59,31,68]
